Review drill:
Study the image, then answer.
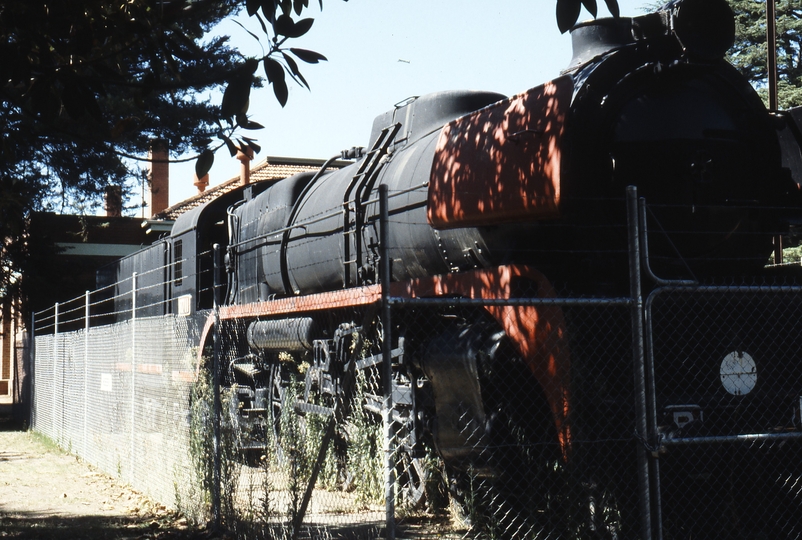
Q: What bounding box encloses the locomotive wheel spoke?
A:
[397,447,427,509]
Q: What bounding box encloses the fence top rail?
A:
[660,431,802,446]
[646,283,802,306]
[387,296,634,307]
[33,308,54,322]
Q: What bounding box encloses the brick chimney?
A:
[236,147,253,186]
[194,172,209,194]
[146,139,169,218]
[104,185,122,217]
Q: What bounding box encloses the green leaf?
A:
[263,57,283,84]
[219,134,239,157]
[246,0,261,16]
[274,15,314,38]
[241,139,262,154]
[274,78,289,107]
[282,52,309,89]
[254,11,268,34]
[274,14,294,36]
[582,0,598,18]
[557,0,582,33]
[234,115,265,131]
[264,58,288,106]
[195,149,215,178]
[289,48,327,64]
[221,78,251,118]
[604,0,620,18]
[233,19,263,44]
[261,0,277,22]
[242,119,265,130]
[290,18,314,38]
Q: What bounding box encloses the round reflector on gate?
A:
[720,351,757,396]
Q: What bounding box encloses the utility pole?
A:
[767,0,778,111]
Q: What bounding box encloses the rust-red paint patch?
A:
[396,266,572,458]
[428,76,571,229]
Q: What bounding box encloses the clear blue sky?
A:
[168,0,652,205]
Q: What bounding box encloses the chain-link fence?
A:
[31,301,206,510]
[29,191,802,539]
[33,284,802,539]
[649,286,802,539]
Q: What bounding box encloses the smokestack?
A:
[146,139,169,218]
[104,185,122,217]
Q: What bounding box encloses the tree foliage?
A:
[0,0,331,304]
[728,0,802,109]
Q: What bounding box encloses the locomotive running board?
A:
[197,264,572,456]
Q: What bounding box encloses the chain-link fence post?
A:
[131,272,137,484]
[626,186,653,539]
[211,244,223,528]
[639,196,678,540]
[84,290,90,459]
[379,184,396,540]
[53,302,59,443]
[29,311,35,429]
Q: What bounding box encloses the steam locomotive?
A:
[99,0,802,536]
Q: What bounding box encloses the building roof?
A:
[153,156,347,221]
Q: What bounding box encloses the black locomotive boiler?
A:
[99,0,802,536]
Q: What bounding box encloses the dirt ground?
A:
[0,417,461,540]
[0,417,219,540]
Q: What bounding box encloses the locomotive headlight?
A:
[719,351,757,396]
